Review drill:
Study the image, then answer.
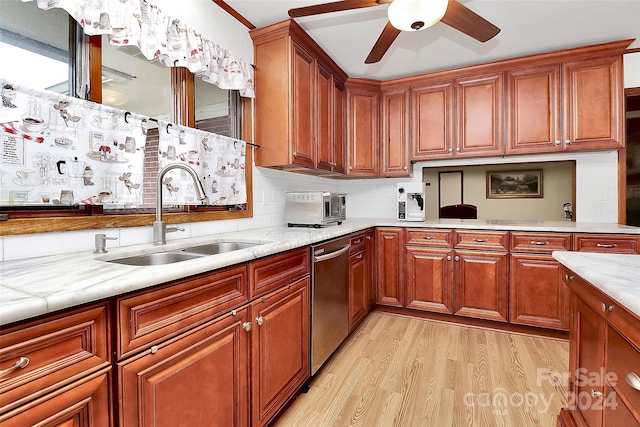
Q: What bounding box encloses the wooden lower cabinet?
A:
[405,247,453,314]
[510,254,570,330]
[250,277,310,427]
[349,230,374,331]
[118,307,251,427]
[453,250,509,322]
[0,367,112,427]
[375,228,404,307]
[560,270,640,427]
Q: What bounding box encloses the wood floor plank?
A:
[275,312,569,427]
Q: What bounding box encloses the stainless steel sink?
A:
[107,251,204,266]
[179,241,261,255]
[104,241,265,266]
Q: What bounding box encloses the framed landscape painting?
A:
[486,170,543,199]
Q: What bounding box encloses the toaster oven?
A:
[285,192,346,227]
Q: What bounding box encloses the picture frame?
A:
[486,169,543,199]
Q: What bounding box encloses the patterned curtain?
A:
[0,80,247,207]
[35,0,255,97]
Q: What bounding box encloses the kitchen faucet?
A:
[153,163,209,245]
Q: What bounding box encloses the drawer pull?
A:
[353,239,362,244]
[242,322,252,332]
[255,316,264,326]
[530,241,548,245]
[590,389,603,398]
[596,243,617,248]
[472,238,487,243]
[356,253,363,260]
[601,303,614,313]
[626,372,640,391]
[0,357,29,378]
[564,274,574,281]
[422,236,435,240]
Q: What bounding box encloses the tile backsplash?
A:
[0,150,621,261]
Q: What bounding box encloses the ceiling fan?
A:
[288,0,501,64]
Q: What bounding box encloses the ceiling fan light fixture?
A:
[388,0,449,32]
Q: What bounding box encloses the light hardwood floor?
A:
[275,312,569,427]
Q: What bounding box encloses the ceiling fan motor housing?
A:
[411,21,425,31]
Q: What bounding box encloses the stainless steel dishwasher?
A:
[310,236,351,375]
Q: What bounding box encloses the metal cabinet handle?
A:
[530,241,548,245]
[355,253,363,260]
[422,236,435,240]
[0,357,29,378]
[596,243,617,248]
[564,274,574,281]
[366,235,371,240]
[353,238,362,244]
[447,255,452,261]
[590,389,603,397]
[626,372,640,391]
[454,256,460,261]
[455,147,460,152]
[448,148,453,152]
[255,316,264,326]
[403,166,408,170]
[242,322,252,331]
[472,238,487,242]
[565,140,571,145]
[601,303,614,312]
[554,140,561,145]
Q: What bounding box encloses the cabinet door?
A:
[375,228,403,307]
[411,81,454,160]
[291,42,316,168]
[455,73,504,157]
[0,368,111,427]
[316,63,333,172]
[349,250,369,330]
[572,297,605,427]
[453,250,508,322]
[562,56,623,150]
[381,88,410,177]
[250,277,310,427]
[405,247,453,314]
[118,308,250,427]
[506,64,562,154]
[347,82,379,176]
[510,254,569,330]
[333,80,346,174]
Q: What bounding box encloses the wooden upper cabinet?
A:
[381,87,410,177]
[506,64,562,154]
[291,42,316,168]
[455,72,504,158]
[332,80,346,174]
[411,81,454,160]
[316,63,333,172]
[346,79,380,176]
[251,19,347,174]
[562,56,623,150]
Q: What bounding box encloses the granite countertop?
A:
[552,251,640,318]
[2,218,639,326]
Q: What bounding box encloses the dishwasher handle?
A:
[314,244,350,262]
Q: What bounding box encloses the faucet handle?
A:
[93,233,118,254]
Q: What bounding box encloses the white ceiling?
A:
[224,0,640,80]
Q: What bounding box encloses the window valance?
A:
[35,0,255,97]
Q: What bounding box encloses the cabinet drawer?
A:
[117,265,248,359]
[454,230,509,251]
[574,234,640,254]
[606,325,640,413]
[250,248,310,299]
[511,232,572,253]
[405,229,453,248]
[0,303,110,415]
[349,232,367,253]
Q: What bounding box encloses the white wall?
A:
[625,52,640,89]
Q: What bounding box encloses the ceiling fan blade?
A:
[365,21,401,64]
[440,0,500,42]
[289,0,385,18]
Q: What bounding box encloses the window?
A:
[0,1,253,235]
